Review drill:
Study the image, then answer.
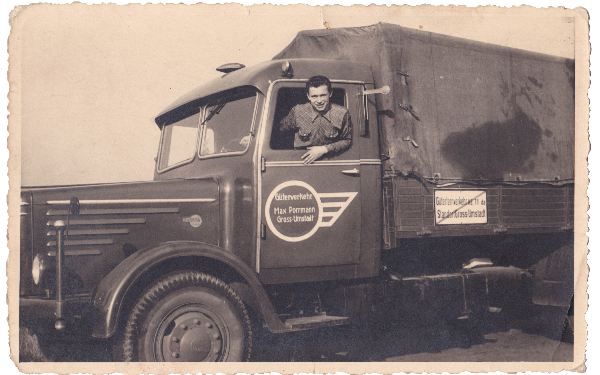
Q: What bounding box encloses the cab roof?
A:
[155,58,372,127]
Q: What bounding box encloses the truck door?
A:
[257,81,363,282]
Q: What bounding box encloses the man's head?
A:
[306,75,332,114]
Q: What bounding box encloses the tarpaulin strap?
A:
[393,57,420,150]
[398,104,420,121]
[401,136,419,148]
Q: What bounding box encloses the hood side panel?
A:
[26,179,219,295]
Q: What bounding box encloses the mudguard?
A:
[90,241,286,338]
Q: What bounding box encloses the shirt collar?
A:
[311,105,332,123]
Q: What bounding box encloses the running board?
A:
[283,315,349,331]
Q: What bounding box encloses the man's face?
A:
[307,85,332,114]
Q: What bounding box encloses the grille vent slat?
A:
[47,249,103,257]
[46,228,130,236]
[47,218,146,226]
[46,207,180,216]
[47,238,114,247]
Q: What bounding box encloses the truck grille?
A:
[44,204,181,258]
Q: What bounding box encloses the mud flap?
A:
[531,242,574,307]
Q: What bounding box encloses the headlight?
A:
[32,254,46,285]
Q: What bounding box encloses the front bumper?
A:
[20,294,91,330]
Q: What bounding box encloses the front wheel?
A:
[122,271,252,362]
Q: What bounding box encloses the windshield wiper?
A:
[201,97,228,125]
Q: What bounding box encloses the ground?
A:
[20,304,572,362]
[251,305,573,362]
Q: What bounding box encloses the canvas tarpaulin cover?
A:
[273,23,575,183]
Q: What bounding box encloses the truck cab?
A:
[154,59,383,284]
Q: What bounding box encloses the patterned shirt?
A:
[280,102,352,155]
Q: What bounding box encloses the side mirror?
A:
[359,85,390,137]
[362,85,390,96]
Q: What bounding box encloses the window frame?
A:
[156,110,202,173]
[197,90,260,160]
[264,80,359,160]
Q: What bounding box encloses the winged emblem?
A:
[316,192,358,227]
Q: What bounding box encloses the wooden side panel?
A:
[387,176,574,239]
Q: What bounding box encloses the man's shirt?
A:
[279,102,352,155]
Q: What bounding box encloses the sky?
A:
[15,4,578,186]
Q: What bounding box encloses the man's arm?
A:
[279,106,297,132]
[324,111,352,154]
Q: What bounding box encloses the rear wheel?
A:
[122,271,252,362]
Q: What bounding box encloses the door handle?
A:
[342,168,360,176]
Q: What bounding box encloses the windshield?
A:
[157,87,258,172]
[200,88,257,156]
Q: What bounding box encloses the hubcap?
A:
[156,306,227,361]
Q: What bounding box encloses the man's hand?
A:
[301,146,328,164]
[239,135,251,148]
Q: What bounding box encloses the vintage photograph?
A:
[8,4,588,373]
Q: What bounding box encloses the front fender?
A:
[90,241,285,338]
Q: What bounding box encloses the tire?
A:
[122,271,252,362]
[561,297,574,343]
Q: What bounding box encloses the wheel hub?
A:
[162,311,223,361]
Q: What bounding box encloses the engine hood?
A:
[21,178,220,295]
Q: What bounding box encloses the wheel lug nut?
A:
[205,322,213,329]
[193,319,200,325]
[172,337,180,343]
[213,333,220,339]
[172,352,180,358]
[180,324,188,330]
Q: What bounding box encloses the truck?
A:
[19,23,575,362]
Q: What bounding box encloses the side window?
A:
[158,111,201,171]
[269,87,346,150]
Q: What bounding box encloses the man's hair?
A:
[306,75,332,94]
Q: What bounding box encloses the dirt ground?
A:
[250,305,573,362]
[19,304,572,362]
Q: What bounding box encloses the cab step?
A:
[283,315,349,331]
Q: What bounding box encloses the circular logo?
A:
[183,214,203,228]
[265,181,321,242]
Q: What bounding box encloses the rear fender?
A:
[90,241,286,338]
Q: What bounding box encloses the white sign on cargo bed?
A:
[434,190,487,225]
